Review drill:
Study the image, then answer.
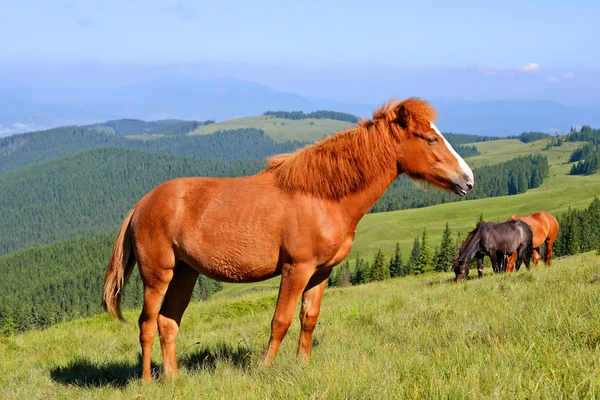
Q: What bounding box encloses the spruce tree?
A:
[435,222,455,272]
[414,228,432,274]
[409,235,421,273]
[371,249,390,281]
[328,267,340,287]
[339,261,351,287]
[389,242,404,278]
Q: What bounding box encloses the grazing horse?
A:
[454,221,533,282]
[505,212,559,272]
[102,98,474,382]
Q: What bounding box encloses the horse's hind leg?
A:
[506,251,517,273]
[137,249,176,382]
[298,268,332,360]
[489,252,499,274]
[516,244,530,270]
[263,263,315,366]
[545,240,554,265]
[158,262,199,378]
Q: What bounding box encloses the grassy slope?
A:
[2,253,599,399]
[189,116,353,142]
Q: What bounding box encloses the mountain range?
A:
[2,76,600,136]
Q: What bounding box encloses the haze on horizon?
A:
[1,0,599,136]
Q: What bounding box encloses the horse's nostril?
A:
[466,183,473,190]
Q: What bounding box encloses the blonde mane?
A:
[266,98,437,200]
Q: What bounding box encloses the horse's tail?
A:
[103,207,136,322]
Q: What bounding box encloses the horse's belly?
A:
[179,232,282,283]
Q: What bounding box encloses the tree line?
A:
[554,197,600,256]
[508,132,552,143]
[569,143,600,175]
[0,126,306,173]
[372,154,549,213]
[263,110,359,123]
[329,223,457,287]
[85,118,214,136]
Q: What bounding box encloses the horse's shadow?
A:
[49,342,253,388]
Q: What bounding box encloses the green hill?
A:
[189,115,354,142]
[0,126,304,173]
[0,147,264,255]
[1,253,598,398]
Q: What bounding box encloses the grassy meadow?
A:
[1,253,599,399]
[188,115,353,142]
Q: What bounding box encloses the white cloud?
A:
[519,63,542,73]
[547,76,559,83]
[563,72,575,79]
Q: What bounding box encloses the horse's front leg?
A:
[477,255,484,278]
[263,263,315,366]
[489,252,498,274]
[532,248,541,268]
[298,268,332,360]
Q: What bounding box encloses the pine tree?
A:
[328,267,340,287]
[409,235,421,271]
[339,261,350,287]
[414,228,432,274]
[434,222,455,272]
[389,242,403,278]
[370,249,390,281]
[350,254,362,285]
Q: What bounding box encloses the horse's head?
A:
[391,98,474,197]
[453,255,469,283]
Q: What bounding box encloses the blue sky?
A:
[1,0,599,104]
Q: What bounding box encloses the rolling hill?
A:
[189,115,354,142]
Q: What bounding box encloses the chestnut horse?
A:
[454,221,533,282]
[102,98,474,382]
[505,212,559,272]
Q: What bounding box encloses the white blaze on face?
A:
[430,122,474,186]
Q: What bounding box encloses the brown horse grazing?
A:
[454,221,533,282]
[102,98,474,382]
[505,212,559,272]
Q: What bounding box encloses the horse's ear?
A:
[395,104,414,130]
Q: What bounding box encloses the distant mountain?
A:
[2,75,600,136]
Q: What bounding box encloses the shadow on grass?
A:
[49,342,253,388]
[49,354,150,388]
[179,341,253,372]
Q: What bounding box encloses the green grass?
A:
[189,116,353,142]
[2,253,600,398]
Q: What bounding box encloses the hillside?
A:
[0,147,264,255]
[1,254,598,398]
[0,126,304,173]
[189,115,354,142]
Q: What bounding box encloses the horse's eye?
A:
[426,137,438,144]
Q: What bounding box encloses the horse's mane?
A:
[266,98,437,200]
[459,221,485,253]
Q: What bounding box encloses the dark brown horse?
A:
[454,221,533,282]
[505,212,559,272]
[103,98,474,382]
